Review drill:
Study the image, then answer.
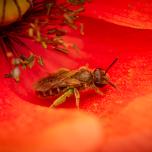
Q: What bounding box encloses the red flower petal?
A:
[85,0,152,29]
[0,1,152,151]
[0,82,102,152]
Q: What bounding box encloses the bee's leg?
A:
[73,88,80,109]
[50,88,74,108]
[108,81,117,89]
[91,84,104,95]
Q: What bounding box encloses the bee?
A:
[34,58,118,109]
[0,0,33,26]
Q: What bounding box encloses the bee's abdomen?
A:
[36,87,67,97]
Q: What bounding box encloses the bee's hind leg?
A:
[73,88,80,109]
[50,88,74,108]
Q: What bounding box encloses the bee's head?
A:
[93,58,118,88]
[93,68,109,87]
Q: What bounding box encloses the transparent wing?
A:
[34,68,80,91]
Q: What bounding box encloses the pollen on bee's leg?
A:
[50,89,74,108]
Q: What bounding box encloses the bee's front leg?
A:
[50,88,74,108]
[91,84,104,95]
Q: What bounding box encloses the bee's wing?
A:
[63,78,82,87]
[34,69,78,91]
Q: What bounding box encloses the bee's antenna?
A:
[105,58,118,74]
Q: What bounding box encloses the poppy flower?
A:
[0,0,152,152]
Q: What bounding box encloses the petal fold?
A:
[85,0,152,29]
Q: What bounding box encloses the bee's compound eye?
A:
[93,68,107,87]
[0,0,32,26]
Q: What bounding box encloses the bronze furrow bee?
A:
[34,58,118,109]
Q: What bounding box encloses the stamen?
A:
[0,0,90,81]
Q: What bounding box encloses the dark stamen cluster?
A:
[0,0,90,81]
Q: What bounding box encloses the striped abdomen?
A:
[36,86,67,97]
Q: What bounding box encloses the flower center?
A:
[0,0,32,26]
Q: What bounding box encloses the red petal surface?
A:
[0,1,152,151]
[85,0,152,29]
[0,81,102,152]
